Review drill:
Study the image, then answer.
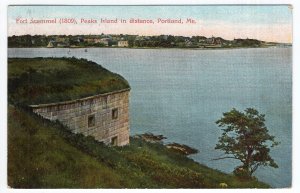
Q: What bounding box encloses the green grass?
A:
[8,105,270,188]
[8,57,130,106]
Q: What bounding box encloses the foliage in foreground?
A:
[8,105,270,188]
[214,108,279,178]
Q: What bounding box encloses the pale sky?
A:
[8,5,293,43]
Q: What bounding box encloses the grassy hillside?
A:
[8,105,269,188]
[8,58,130,106]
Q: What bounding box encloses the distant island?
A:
[8,34,292,49]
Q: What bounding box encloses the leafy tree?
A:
[214,108,279,177]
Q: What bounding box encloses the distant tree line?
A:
[8,34,267,48]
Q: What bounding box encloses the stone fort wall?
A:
[30,89,130,146]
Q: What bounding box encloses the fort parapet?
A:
[30,88,130,146]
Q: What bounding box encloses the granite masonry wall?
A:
[30,89,130,146]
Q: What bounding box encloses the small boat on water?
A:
[85,49,88,52]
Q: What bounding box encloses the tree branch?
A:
[250,163,260,174]
[211,156,240,161]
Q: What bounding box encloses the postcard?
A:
[7,4,292,189]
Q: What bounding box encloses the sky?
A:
[8,5,293,43]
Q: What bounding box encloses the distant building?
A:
[100,38,110,46]
[56,37,67,42]
[47,39,69,48]
[47,40,55,48]
[76,37,84,43]
[84,38,97,44]
[135,36,145,41]
[84,38,109,46]
[118,41,129,47]
[198,39,206,43]
[57,43,68,48]
[206,37,222,45]
[184,39,192,46]
[206,37,215,44]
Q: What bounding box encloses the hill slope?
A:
[8,105,269,188]
[8,57,269,188]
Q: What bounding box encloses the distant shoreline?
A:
[8,45,292,51]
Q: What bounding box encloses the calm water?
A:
[8,47,292,188]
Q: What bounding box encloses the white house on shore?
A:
[118,41,129,47]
